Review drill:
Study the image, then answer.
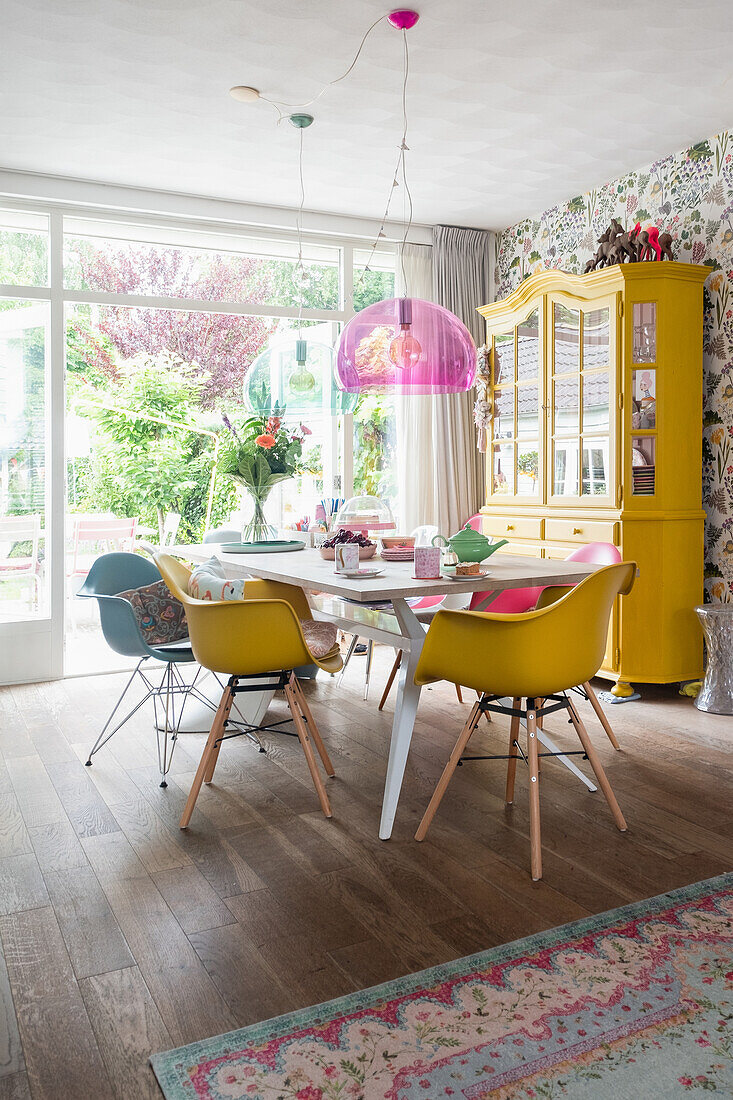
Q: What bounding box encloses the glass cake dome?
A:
[334,495,396,536]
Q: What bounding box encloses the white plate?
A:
[341,568,385,579]
[442,569,491,580]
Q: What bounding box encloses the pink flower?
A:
[420,1080,431,1089]
[695,1037,711,1046]
[678,1078,693,1087]
[324,1067,337,1078]
[416,1012,430,1021]
[296,1088,324,1100]
[300,423,312,436]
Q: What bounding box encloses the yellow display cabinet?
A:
[477,262,708,695]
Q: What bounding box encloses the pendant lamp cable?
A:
[261,14,388,120]
[295,125,306,340]
[398,27,413,294]
[353,26,413,303]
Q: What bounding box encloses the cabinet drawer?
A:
[544,519,617,545]
[483,515,544,541]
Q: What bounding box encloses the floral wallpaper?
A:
[495,129,733,601]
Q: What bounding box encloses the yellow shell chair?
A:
[414,562,636,880]
[155,553,342,828]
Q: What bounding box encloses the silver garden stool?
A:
[695,605,733,715]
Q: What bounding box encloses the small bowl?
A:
[319,544,376,561]
[381,535,416,549]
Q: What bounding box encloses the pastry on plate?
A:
[455,561,481,576]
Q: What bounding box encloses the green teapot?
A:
[432,524,508,563]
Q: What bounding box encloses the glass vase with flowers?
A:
[219,409,310,543]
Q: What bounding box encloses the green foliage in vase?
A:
[218,411,308,492]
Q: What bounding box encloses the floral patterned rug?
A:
[151,873,733,1099]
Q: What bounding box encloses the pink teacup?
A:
[413,546,441,579]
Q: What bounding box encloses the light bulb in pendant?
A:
[388,298,422,371]
[289,339,316,394]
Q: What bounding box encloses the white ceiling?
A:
[2,0,733,231]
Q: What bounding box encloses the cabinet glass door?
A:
[550,299,614,503]
[629,304,657,497]
[489,307,541,500]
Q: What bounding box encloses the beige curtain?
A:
[431,225,492,534]
[393,229,493,535]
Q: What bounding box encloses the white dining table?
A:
[172,544,598,839]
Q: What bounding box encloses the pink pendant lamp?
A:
[335,295,476,394]
[335,10,477,396]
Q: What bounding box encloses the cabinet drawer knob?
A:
[572,527,582,534]
[506,524,514,531]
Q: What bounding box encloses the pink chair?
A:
[469,540,621,613]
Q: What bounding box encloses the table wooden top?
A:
[171,544,596,603]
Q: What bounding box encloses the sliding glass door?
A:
[0,211,63,682]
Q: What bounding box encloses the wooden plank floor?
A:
[0,651,731,1098]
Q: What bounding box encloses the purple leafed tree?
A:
[68,243,277,407]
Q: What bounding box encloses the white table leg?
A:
[379,597,427,840]
[536,727,597,793]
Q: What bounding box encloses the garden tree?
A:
[260,255,394,315]
[66,242,277,407]
[76,353,236,542]
[0,229,47,286]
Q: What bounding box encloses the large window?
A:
[0,202,395,672]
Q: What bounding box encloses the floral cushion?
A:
[188,556,245,601]
[116,579,188,646]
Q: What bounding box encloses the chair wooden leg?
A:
[567,696,627,831]
[203,694,228,784]
[526,701,542,880]
[584,681,621,750]
[291,675,335,777]
[378,651,402,711]
[477,688,491,723]
[180,682,234,829]
[455,683,464,704]
[505,696,521,804]
[415,700,482,841]
[284,677,332,818]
